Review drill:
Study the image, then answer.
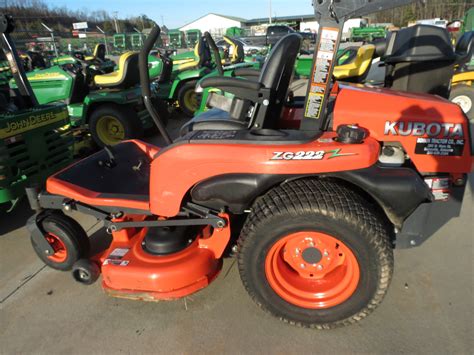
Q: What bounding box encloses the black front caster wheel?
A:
[72,259,100,285]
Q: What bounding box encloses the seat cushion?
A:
[180,108,248,136]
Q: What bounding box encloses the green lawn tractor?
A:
[141,34,265,118]
[168,30,185,49]
[51,44,116,74]
[113,33,128,53]
[295,47,362,78]
[11,50,167,147]
[350,26,387,42]
[1,14,73,211]
[185,29,201,48]
[149,36,216,117]
[194,34,267,116]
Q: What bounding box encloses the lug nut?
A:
[323,251,329,257]
[317,265,323,270]
[300,263,306,268]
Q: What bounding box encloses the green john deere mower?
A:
[1,14,73,211]
[11,49,168,147]
[153,34,262,117]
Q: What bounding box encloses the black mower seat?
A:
[180,108,248,135]
[180,33,302,135]
[52,142,150,202]
[94,51,139,89]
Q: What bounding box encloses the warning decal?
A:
[304,27,340,120]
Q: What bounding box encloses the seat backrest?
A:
[117,52,140,88]
[333,44,375,82]
[94,51,140,88]
[455,31,474,66]
[68,68,89,104]
[384,25,456,98]
[255,33,301,128]
[176,37,212,71]
[197,36,212,68]
[223,36,245,64]
[93,43,106,61]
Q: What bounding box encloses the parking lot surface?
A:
[1,113,473,354]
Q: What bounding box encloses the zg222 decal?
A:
[271,149,357,161]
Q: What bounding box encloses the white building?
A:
[179,13,245,38]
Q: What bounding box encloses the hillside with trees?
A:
[373,0,471,26]
[1,0,155,34]
[1,0,472,35]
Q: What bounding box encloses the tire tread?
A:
[237,178,394,329]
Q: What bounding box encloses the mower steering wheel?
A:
[204,32,224,76]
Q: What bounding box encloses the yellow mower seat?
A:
[333,44,375,80]
[85,43,107,62]
[94,51,139,88]
[221,36,245,65]
[176,43,201,71]
[452,70,474,85]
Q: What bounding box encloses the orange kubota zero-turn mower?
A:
[25,0,473,329]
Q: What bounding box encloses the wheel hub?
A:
[265,231,360,309]
[96,115,125,145]
[302,247,322,264]
[452,95,472,113]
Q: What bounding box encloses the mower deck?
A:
[100,227,223,301]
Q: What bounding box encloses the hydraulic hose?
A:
[139,24,173,145]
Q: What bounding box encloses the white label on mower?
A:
[108,248,130,259]
[103,259,130,266]
[271,151,325,161]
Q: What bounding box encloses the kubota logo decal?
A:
[384,121,464,138]
[271,149,357,161]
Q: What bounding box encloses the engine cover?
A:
[334,84,472,173]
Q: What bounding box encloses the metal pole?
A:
[41,22,58,57]
[51,32,58,57]
[269,0,272,24]
[113,11,120,33]
[96,26,109,55]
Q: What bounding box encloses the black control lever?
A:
[98,145,117,169]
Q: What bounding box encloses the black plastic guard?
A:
[395,184,466,248]
[26,211,57,255]
[191,165,433,228]
[331,165,433,227]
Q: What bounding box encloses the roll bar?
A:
[302,0,418,130]
[0,14,38,108]
[139,24,173,145]
[204,32,224,76]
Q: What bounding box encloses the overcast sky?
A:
[45,0,315,28]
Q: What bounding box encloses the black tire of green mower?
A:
[177,80,201,117]
[144,98,170,136]
[450,84,474,121]
[31,213,90,271]
[89,104,144,147]
[237,179,394,329]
